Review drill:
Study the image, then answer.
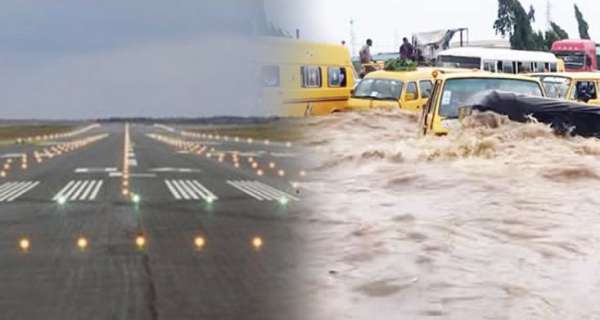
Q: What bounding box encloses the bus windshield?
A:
[535,76,571,99]
[555,52,586,70]
[439,78,543,118]
[353,78,403,100]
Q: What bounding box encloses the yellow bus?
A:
[531,72,600,105]
[259,37,355,117]
[419,71,546,135]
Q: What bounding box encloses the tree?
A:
[544,22,569,51]
[494,0,544,50]
[574,4,590,39]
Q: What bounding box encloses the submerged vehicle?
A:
[459,90,600,138]
[347,70,433,112]
[419,71,545,135]
[531,72,600,105]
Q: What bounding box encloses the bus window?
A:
[301,66,322,88]
[502,61,514,74]
[483,61,496,72]
[328,67,347,88]
[535,62,545,73]
[419,80,433,98]
[261,65,280,87]
[549,63,558,72]
[517,62,532,73]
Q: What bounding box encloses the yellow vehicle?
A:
[419,71,546,135]
[531,72,600,105]
[259,37,355,117]
[347,70,434,112]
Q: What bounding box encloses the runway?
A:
[0,122,312,320]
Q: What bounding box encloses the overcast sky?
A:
[268,0,599,54]
[0,0,264,119]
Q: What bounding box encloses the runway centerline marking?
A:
[226,180,299,201]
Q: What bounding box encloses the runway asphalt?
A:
[0,122,316,320]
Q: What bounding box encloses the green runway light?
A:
[279,197,289,206]
[57,197,67,205]
[132,194,141,204]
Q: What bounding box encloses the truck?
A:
[551,39,600,72]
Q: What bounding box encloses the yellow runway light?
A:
[19,238,30,251]
[135,235,146,248]
[252,237,263,250]
[77,237,88,250]
[194,236,206,249]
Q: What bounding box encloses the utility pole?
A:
[350,19,357,58]
[546,0,552,28]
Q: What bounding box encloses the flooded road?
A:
[297,110,600,319]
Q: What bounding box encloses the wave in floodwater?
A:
[297,109,600,319]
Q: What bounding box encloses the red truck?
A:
[551,39,600,72]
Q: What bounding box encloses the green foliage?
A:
[544,22,570,50]
[574,4,591,40]
[383,59,417,72]
[493,0,544,51]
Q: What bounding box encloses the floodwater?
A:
[296,110,600,319]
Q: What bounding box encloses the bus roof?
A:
[438,47,558,63]
[258,37,352,65]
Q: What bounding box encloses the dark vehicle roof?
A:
[465,90,600,137]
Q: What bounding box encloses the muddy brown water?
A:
[295,110,600,319]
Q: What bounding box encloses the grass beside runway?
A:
[0,124,77,144]
[180,121,305,142]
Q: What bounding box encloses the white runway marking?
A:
[165,180,218,202]
[53,180,104,201]
[151,168,202,173]
[1,153,26,159]
[0,181,40,202]
[75,168,118,173]
[226,180,299,201]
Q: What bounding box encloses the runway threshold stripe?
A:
[0,183,29,202]
[53,181,75,201]
[53,180,104,201]
[227,180,299,201]
[165,180,182,200]
[6,182,39,202]
[165,180,218,201]
[190,180,218,201]
[226,181,264,201]
[0,182,39,202]
[172,180,192,200]
[89,181,103,200]
[79,181,96,200]
[71,180,89,200]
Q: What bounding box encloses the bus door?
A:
[420,80,442,135]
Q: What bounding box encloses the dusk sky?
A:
[0,0,265,119]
